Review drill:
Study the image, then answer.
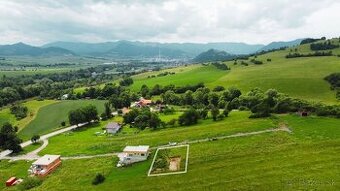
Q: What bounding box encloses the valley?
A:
[0,37,340,191]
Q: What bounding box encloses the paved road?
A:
[0,122,88,159]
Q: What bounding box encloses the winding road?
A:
[0,122,88,159]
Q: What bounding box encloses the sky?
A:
[0,0,340,46]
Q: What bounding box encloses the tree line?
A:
[310,41,339,51]
[0,65,118,107]
[325,73,340,100]
[286,51,333,58]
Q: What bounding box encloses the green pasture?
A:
[18,100,107,140]
[1,114,339,191]
[40,111,276,156]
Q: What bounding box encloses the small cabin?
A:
[28,155,61,177]
[117,145,149,167]
[106,122,121,134]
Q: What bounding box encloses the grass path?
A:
[3,124,291,161]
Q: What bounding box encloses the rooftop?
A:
[32,155,60,166]
[106,122,121,129]
[123,145,149,153]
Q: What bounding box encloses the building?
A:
[135,98,152,107]
[28,155,61,177]
[122,107,130,115]
[106,122,121,134]
[117,145,150,167]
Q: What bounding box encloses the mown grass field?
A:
[18,100,107,140]
[40,111,276,156]
[1,114,339,191]
[0,100,57,129]
[128,39,340,104]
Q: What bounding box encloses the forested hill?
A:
[0,42,74,56]
[193,49,236,62]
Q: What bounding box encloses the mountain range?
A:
[0,39,304,58]
[0,42,74,56]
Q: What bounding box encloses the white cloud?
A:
[0,0,339,45]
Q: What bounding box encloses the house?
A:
[106,122,121,134]
[135,98,152,107]
[28,155,61,177]
[117,145,150,167]
[122,107,130,115]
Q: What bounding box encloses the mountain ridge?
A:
[0,42,74,56]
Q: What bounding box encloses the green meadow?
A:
[1,114,339,191]
[18,100,107,140]
[129,64,228,92]
[128,40,340,104]
[0,100,57,129]
[40,111,275,156]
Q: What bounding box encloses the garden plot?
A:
[148,145,189,176]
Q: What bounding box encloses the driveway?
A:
[0,122,88,159]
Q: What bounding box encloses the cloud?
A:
[0,0,339,45]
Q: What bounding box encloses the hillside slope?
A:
[193,49,236,62]
[129,38,340,103]
[258,39,303,52]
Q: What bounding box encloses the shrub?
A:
[60,121,66,126]
[217,113,225,121]
[167,119,177,127]
[223,106,230,117]
[213,86,225,92]
[240,61,248,66]
[92,173,105,185]
[31,135,40,143]
[178,108,200,126]
[162,107,175,115]
[100,112,108,121]
[250,59,263,65]
[117,109,123,115]
[19,177,42,190]
[10,105,28,119]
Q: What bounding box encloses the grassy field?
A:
[1,40,340,191]
[126,39,340,104]
[40,111,276,156]
[129,64,228,92]
[0,55,108,77]
[1,114,339,191]
[0,100,57,129]
[18,100,107,140]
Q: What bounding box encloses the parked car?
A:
[168,142,177,146]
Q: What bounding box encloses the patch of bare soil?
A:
[169,156,181,171]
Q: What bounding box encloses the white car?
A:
[168,142,177,146]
